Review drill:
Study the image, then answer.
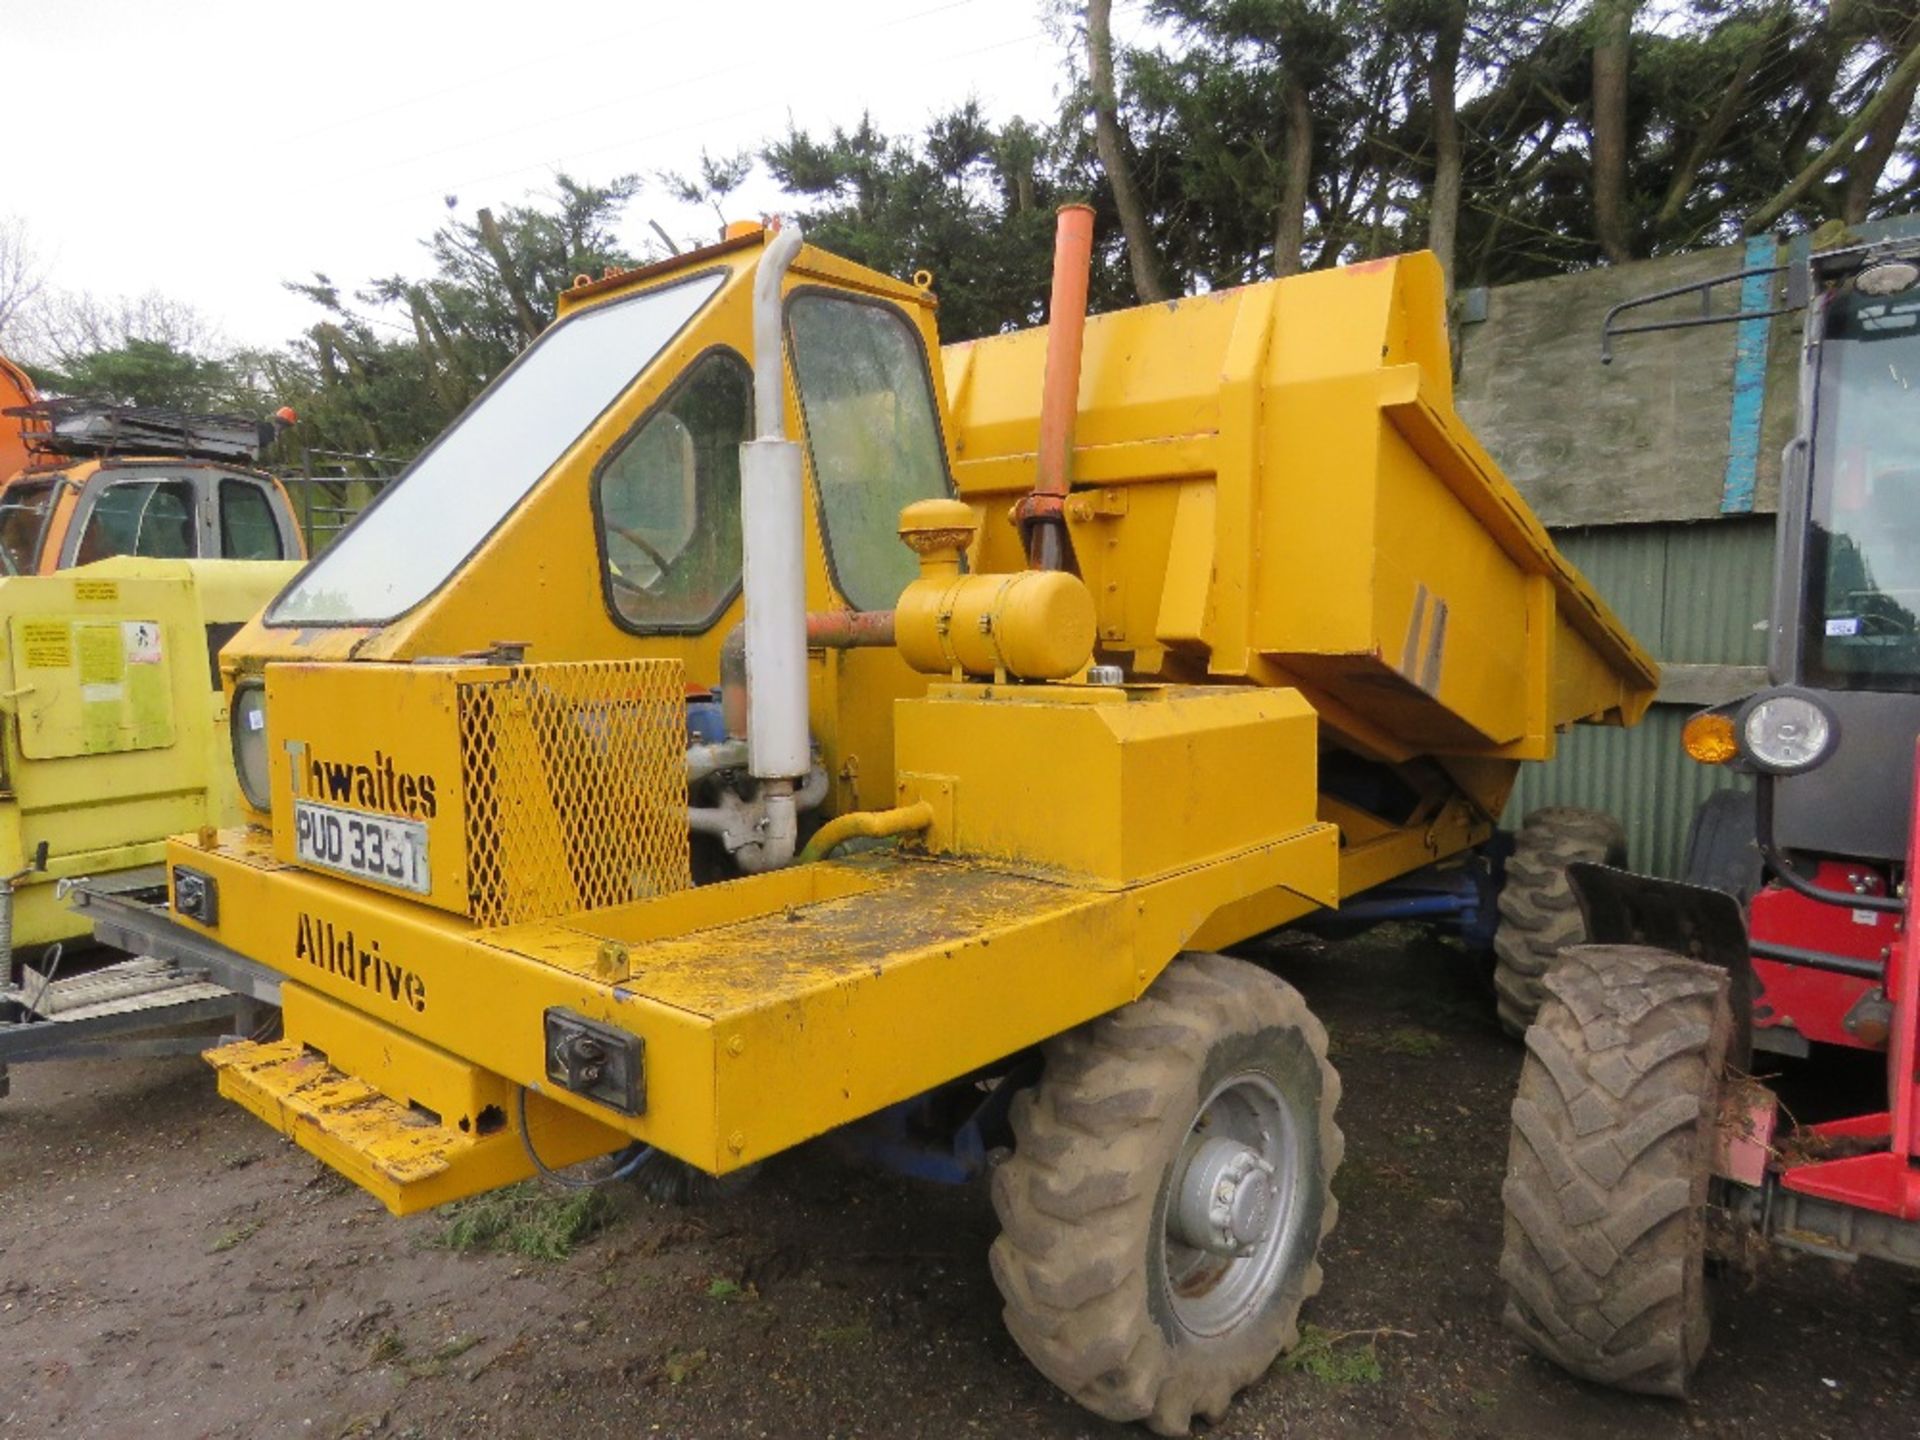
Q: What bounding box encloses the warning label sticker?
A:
[20,620,72,669]
[77,623,124,686]
[123,620,163,664]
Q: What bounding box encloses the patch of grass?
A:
[706,1277,745,1300]
[209,1218,265,1253]
[368,1331,406,1365]
[436,1181,617,1261]
[1375,1026,1448,1057]
[403,1334,483,1379]
[1280,1324,1389,1384]
[665,1348,707,1385]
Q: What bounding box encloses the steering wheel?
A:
[607,522,673,598]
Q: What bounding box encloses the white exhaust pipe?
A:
[741,221,809,784]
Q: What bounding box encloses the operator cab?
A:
[1772,244,1920,859]
[220,229,959,838]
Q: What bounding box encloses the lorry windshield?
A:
[269,271,724,626]
[1805,285,1920,690]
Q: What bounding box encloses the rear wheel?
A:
[1498,944,1730,1396]
[990,953,1342,1435]
[1493,807,1627,1036]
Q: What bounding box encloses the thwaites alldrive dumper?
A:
[117,210,1655,1433]
[1497,236,1920,1400]
[0,359,303,1087]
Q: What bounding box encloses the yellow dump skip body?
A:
[161,235,1657,1215]
[943,251,1656,762]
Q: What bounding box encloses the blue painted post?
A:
[1720,232,1777,513]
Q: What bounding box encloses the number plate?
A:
[293,799,430,894]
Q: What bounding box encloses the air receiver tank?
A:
[894,498,1097,681]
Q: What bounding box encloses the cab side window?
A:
[76,479,198,562]
[594,350,752,630]
[220,479,286,559]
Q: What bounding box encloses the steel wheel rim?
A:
[1161,1069,1306,1338]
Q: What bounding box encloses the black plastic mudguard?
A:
[1566,862,1755,1067]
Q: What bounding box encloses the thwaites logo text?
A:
[295,912,428,1012]
[285,740,438,820]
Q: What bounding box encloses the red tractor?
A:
[1499,236,1920,1393]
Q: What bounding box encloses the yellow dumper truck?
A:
[115,212,1655,1432]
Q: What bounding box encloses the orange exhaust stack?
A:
[1020,203,1095,570]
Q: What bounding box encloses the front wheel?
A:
[990,952,1343,1435]
[1499,944,1730,1396]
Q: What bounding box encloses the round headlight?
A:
[230,682,270,811]
[1738,690,1836,775]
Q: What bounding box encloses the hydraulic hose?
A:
[797,801,936,865]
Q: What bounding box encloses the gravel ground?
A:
[3,929,1917,1439]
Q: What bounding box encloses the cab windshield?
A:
[269,271,725,626]
[1804,284,1920,690]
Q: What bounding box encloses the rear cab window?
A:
[785,292,954,611]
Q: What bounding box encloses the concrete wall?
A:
[1453,241,1792,526]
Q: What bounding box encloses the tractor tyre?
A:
[1493,807,1628,1037]
[989,953,1342,1436]
[1498,944,1730,1397]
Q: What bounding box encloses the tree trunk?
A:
[1590,0,1639,263]
[1274,80,1312,278]
[1750,37,1920,232]
[1843,22,1920,222]
[1427,0,1467,291]
[476,207,543,347]
[1086,0,1169,303]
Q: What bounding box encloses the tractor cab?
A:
[1769,244,1920,863]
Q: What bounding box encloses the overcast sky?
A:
[6,0,1133,352]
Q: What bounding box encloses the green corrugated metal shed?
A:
[1509,519,1775,877]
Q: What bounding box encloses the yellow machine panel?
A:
[7,613,175,759]
[268,659,691,925]
[0,557,297,948]
[895,682,1335,891]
